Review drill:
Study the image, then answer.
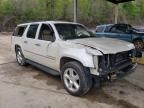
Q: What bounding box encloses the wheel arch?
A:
[60,57,84,70]
[15,44,21,52]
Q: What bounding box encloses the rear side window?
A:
[27,24,39,39]
[13,26,27,37]
[110,25,127,33]
[96,26,104,32]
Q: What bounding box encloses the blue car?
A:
[96,24,144,50]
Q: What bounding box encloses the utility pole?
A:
[51,0,55,19]
[114,4,119,24]
[46,0,50,19]
[73,0,78,22]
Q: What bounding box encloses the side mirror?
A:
[88,30,96,36]
[51,36,55,42]
[50,31,54,36]
[50,31,55,42]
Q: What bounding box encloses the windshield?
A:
[54,23,95,40]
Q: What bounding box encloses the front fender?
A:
[58,48,95,69]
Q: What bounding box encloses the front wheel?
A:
[61,61,92,96]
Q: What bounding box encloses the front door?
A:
[34,23,58,69]
[109,25,132,41]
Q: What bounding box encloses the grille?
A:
[98,50,134,74]
[110,51,130,64]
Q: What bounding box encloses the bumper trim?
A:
[99,62,137,77]
[116,63,137,78]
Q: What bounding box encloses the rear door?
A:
[12,25,27,51]
[105,25,121,39]
[23,23,40,61]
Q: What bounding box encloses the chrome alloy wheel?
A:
[17,51,23,64]
[63,68,80,92]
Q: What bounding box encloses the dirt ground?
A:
[0,34,144,108]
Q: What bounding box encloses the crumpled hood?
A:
[69,38,135,54]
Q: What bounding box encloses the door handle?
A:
[35,43,41,46]
[24,41,28,44]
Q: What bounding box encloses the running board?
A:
[26,59,60,76]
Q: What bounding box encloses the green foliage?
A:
[0,0,144,30]
[0,0,14,15]
[122,2,139,18]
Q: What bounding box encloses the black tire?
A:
[133,39,144,50]
[16,47,27,66]
[61,61,92,96]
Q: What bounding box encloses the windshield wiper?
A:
[63,37,77,40]
[63,35,95,40]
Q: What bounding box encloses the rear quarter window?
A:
[13,25,27,37]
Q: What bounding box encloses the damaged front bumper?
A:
[116,63,137,78]
[97,50,137,78]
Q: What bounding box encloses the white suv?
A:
[12,21,136,96]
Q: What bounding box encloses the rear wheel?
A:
[16,48,27,66]
[61,61,92,96]
[133,40,144,50]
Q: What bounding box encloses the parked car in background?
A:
[135,26,144,32]
[96,24,144,50]
[12,21,136,96]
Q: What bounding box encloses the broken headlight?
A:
[86,47,103,56]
